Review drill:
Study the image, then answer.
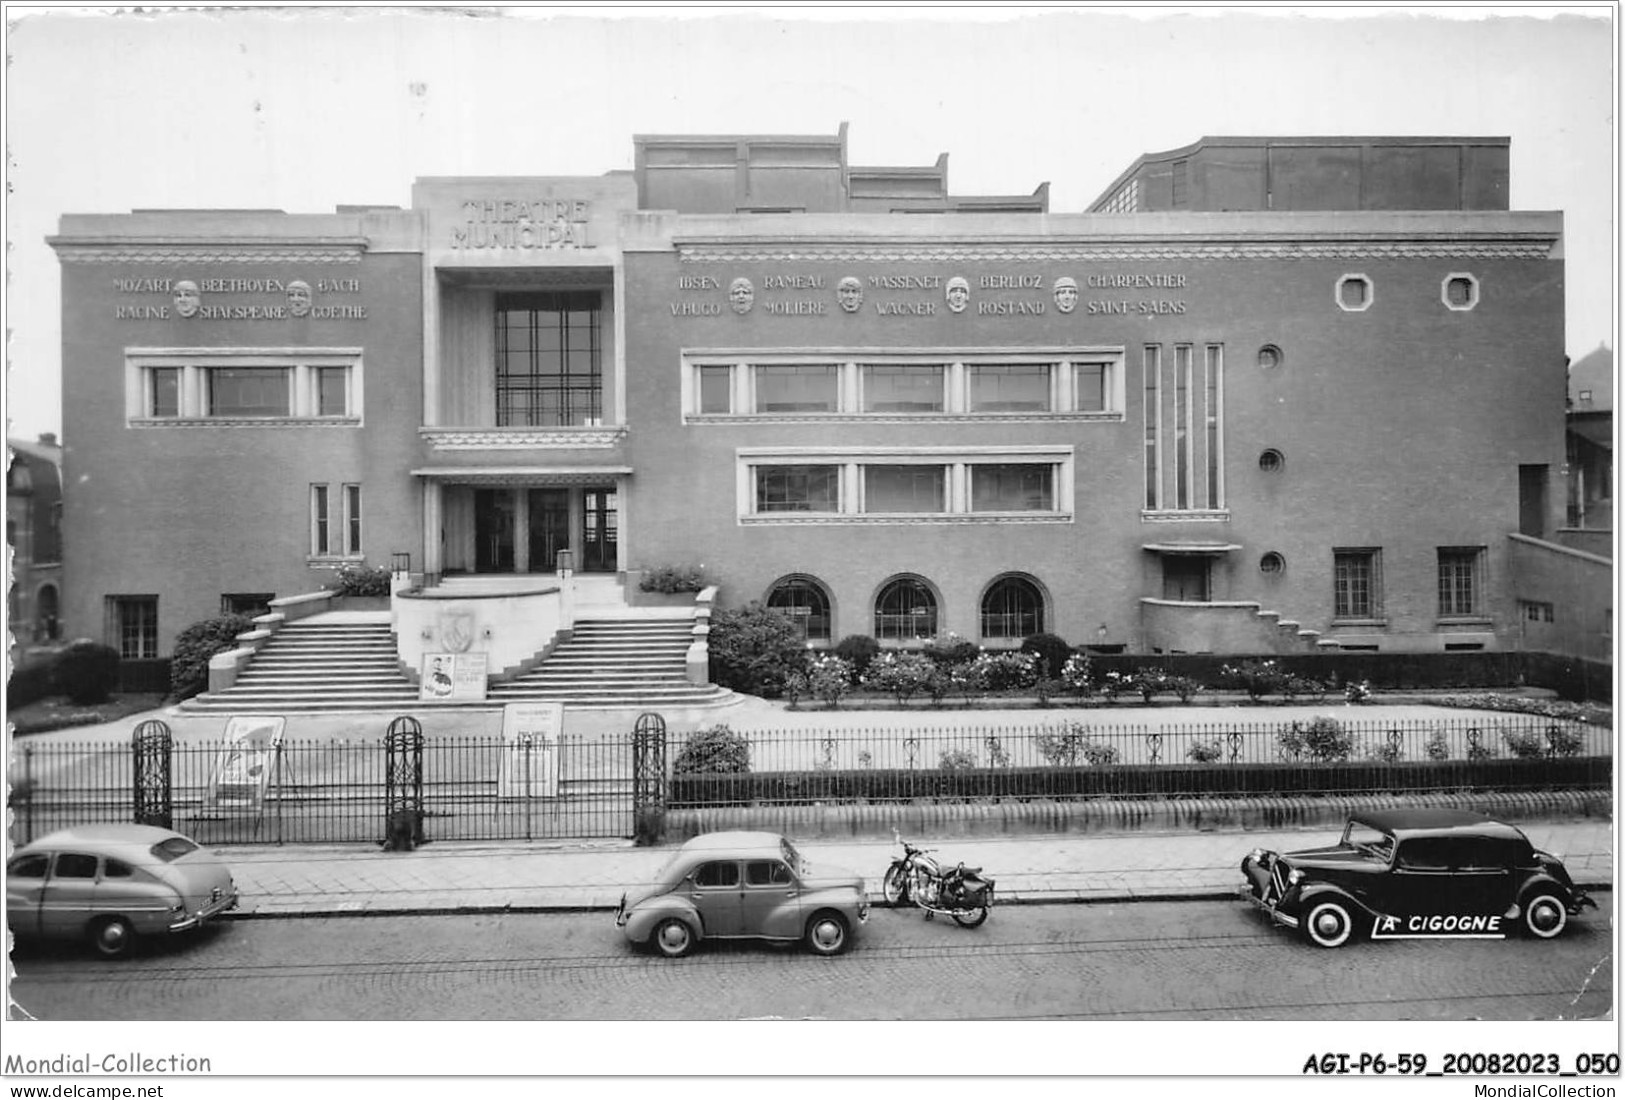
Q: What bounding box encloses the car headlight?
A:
[1286,868,1304,886]
[1247,848,1264,864]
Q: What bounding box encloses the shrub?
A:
[1033,677,1062,708]
[1080,740,1121,766]
[1219,659,1286,701]
[1501,726,1583,760]
[1060,652,1095,699]
[947,659,987,705]
[1424,729,1451,761]
[938,748,978,771]
[1168,675,1202,704]
[1291,716,1354,762]
[973,650,1039,693]
[807,654,855,709]
[638,564,708,594]
[1544,724,1586,757]
[169,615,256,700]
[1098,670,1125,703]
[1187,739,1224,764]
[56,641,121,706]
[833,635,882,681]
[1344,679,1374,705]
[1365,736,1404,763]
[862,651,935,706]
[1019,633,1072,680]
[673,724,750,774]
[922,633,979,667]
[7,652,61,709]
[1283,676,1327,703]
[1130,666,1169,703]
[1036,724,1087,765]
[330,562,392,597]
[707,602,809,697]
[984,736,1011,767]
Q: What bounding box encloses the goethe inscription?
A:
[111,277,365,320]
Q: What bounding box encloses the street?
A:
[9,894,1613,1022]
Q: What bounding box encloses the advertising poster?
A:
[497,702,562,799]
[203,715,286,812]
[419,651,488,702]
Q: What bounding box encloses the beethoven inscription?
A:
[112,276,366,320]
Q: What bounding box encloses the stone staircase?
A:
[183,610,733,714]
[183,617,417,713]
[488,616,732,707]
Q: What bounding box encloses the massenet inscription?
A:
[669,271,1188,317]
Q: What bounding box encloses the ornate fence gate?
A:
[384,715,426,849]
[632,711,668,844]
[131,719,173,829]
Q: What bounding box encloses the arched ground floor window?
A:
[981,574,1045,639]
[766,575,832,641]
[875,576,937,640]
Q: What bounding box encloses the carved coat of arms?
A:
[440,610,475,653]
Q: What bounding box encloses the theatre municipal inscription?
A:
[112,276,366,320]
[450,199,593,251]
[669,269,1188,318]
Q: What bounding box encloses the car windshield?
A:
[149,837,199,863]
[1343,821,1394,861]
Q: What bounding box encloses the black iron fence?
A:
[9,733,633,847]
[669,716,1611,805]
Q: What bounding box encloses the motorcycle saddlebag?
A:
[959,874,995,907]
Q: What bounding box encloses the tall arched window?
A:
[36,585,59,642]
[874,577,937,640]
[981,575,1044,639]
[766,576,832,642]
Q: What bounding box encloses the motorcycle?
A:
[882,830,994,928]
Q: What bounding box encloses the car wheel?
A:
[1522,892,1569,940]
[652,918,695,959]
[882,864,910,906]
[90,916,136,959]
[804,911,850,956]
[952,906,990,929]
[1302,899,1356,949]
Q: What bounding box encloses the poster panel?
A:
[202,715,286,812]
[497,702,563,798]
[420,652,489,702]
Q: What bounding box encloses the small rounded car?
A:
[1241,808,1595,948]
[6,824,239,958]
[615,831,869,958]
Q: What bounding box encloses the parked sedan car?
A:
[1241,808,1594,948]
[615,831,869,957]
[6,824,238,957]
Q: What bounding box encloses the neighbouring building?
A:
[7,433,64,653]
[49,127,1577,667]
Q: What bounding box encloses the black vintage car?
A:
[1241,809,1595,948]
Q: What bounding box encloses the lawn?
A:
[8,693,169,736]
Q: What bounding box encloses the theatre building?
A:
[49,128,1572,681]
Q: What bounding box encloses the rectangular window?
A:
[495,291,602,427]
[755,365,839,413]
[1174,345,1192,510]
[1074,362,1107,413]
[1334,549,1382,620]
[697,366,733,414]
[755,465,840,513]
[150,368,180,417]
[344,484,363,555]
[1520,600,1555,623]
[968,364,1051,412]
[109,596,158,660]
[864,465,946,512]
[317,367,349,417]
[1143,346,1161,509]
[861,364,945,413]
[1205,345,1223,509]
[970,463,1055,512]
[1437,547,1485,618]
[312,484,330,555]
[208,368,290,417]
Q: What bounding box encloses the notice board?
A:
[419,652,488,702]
[497,702,562,799]
[203,715,286,812]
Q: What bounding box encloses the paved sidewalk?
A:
[221,820,1614,917]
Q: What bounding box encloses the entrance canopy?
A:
[412,465,633,486]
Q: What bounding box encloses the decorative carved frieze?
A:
[421,427,626,450]
[130,416,362,429]
[677,241,1553,264]
[55,245,365,264]
[741,513,1072,526]
[1140,510,1232,523]
[691,412,1122,426]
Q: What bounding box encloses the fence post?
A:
[632,712,667,846]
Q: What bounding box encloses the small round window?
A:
[1259,448,1284,473]
[1260,552,1285,575]
[1336,274,1373,312]
[1257,344,1283,370]
[1443,273,1479,311]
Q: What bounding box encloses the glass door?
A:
[474,489,516,573]
[527,489,572,573]
[581,489,617,572]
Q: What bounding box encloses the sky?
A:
[2,4,1617,445]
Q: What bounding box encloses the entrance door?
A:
[474,489,516,573]
[582,489,617,572]
[528,489,572,573]
[1519,464,1548,538]
[1162,557,1210,601]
